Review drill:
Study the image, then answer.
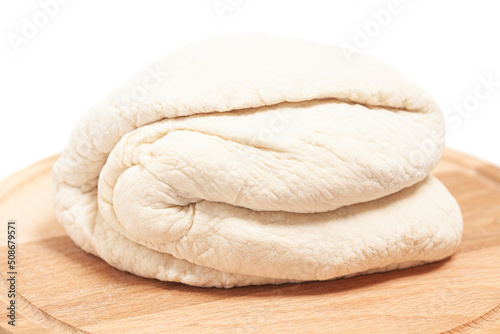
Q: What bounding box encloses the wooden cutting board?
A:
[0,149,499,333]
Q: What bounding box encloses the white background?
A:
[0,0,499,180]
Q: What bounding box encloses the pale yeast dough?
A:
[52,34,463,287]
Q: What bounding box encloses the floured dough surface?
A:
[52,34,463,287]
[93,175,461,287]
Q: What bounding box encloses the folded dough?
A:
[52,34,463,287]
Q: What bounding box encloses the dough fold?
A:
[52,34,462,287]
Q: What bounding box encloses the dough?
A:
[52,34,463,287]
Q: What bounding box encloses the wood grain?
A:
[0,150,499,333]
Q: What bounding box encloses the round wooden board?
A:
[0,149,499,333]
